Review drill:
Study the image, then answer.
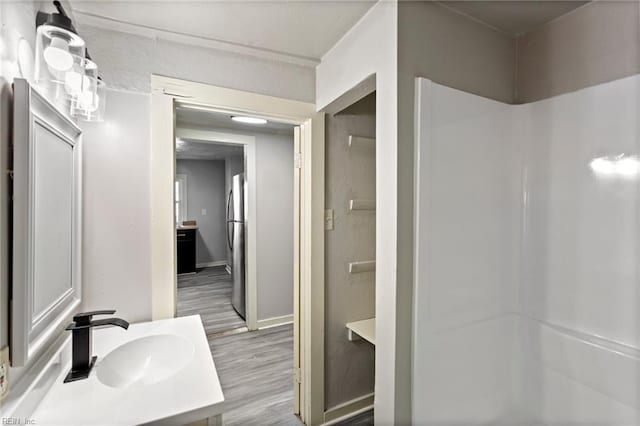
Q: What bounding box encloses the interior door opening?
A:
[171,101,304,422]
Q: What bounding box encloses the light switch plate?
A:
[0,346,9,400]
[324,209,334,231]
[201,208,207,216]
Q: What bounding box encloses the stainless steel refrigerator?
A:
[226,173,246,319]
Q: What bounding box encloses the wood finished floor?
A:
[209,325,303,426]
[177,266,246,335]
[208,324,373,426]
[179,267,373,425]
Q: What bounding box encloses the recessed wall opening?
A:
[324,90,376,423]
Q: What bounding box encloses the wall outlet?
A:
[201,208,207,216]
[324,209,334,231]
[0,346,9,400]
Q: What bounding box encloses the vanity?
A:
[33,315,224,425]
[5,79,224,425]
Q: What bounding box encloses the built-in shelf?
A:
[348,135,375,149]
[346,318,376,345]
[349,199,375,211]
[348,260,375,274]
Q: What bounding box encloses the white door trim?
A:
[175,124,258,330]
[150,75,325,425]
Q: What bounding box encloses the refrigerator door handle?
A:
[226,189,234,250]
[226,189,233,221]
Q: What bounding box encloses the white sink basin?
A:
[96,334,194,388]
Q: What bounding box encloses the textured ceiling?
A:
[176,106,295,135]
[176,140,244,161]
[440,1,589,36]
[70,0,376,61]
[176,107,294,160]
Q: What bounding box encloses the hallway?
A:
[177,266,246,335]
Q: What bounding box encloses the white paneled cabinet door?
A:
[12,79,82,367]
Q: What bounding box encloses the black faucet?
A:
[64,310,129,383]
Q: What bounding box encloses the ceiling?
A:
[175,107,294,160]
[176,140,244,161]
[176,106,295,134]
[70,0,376,61]
[440,1,589,36]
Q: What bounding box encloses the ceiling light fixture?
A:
[231,116,268,125]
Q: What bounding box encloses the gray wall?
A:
[178,127,295,321]
[399,2,516,105]
[325,93,376,410]
[176,160,227,265]
[255,133,295,321]
[515,0,640,103]
[225,155,244,268]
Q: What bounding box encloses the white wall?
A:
[316,2,401,422]
[176,160,227,265]
[76,22,315,103]
[414,75,640,424]
[80,89,153,323]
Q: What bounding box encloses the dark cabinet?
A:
[177,228,196,274]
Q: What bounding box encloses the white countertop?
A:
[32,315,224,425]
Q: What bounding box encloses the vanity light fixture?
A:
[43,35,74,71]
[35,1,105,121]
[231,116,268,125]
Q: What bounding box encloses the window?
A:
[175,174,187,225]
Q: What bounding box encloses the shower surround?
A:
[413,74,640,425]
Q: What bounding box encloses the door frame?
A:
[174,125,257,329]
[150,75,325,425]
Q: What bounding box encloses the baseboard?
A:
[256,314,294,329]
[322,393,374,425]
[195,260,227,269]
[225,264,232,274]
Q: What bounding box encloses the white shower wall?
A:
[413,75,640,424]
[516,75,640,425]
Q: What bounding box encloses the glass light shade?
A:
[35,24,85,100]
[70,77,106,122]
[62,56,97,100]
[43,36,73,71]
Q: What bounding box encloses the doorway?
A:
[150,75,326,425]
[173,104,299,339]
[174,134,248,335]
